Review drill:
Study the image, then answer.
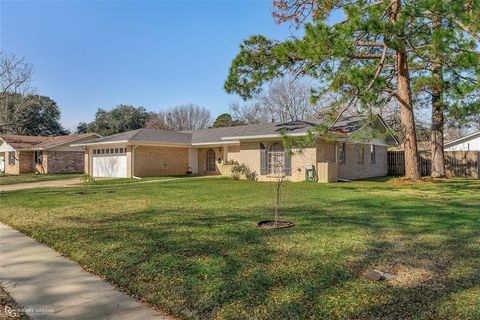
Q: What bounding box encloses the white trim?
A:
[376,115,400,145]
[444,131,480,148]
[0,142,15,152]
[72,140,129,147]
[132,145,140,179]
[127,141,190,147]
[191,141,240,146]
[74,140,191,148]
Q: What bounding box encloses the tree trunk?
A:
[430,14,446,178]
[391,0,421,180]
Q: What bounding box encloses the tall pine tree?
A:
[226,0,422,179]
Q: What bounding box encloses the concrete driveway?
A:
[0,178,82,192]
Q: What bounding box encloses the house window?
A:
[8,151,15,165]
[338,143,346,164]
[110,148,114,154]
[370,145,376,164]
[35,151,43,164]
[93,149,97,155]
[358,145,365,164]
[268,142,285,175]
[115,148,118,154]
[206,149,216,172]
[101,149,105,154]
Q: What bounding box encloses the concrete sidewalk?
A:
[0,223,171,319]
[0,178,82,192]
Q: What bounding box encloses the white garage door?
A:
[0,156,4,173]
[93,154,127,178]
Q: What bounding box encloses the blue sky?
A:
[0,0,313,130]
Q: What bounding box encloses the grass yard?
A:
[0,173,82,186]
[0,177,479,319]
[92,175,189,185]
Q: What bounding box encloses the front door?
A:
[206,149,216,173]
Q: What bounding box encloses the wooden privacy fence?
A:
[388,151,480,178]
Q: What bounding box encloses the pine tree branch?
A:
[353,53,394,59]
[449,16,480,42]
[354,41,386,47]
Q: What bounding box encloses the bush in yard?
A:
[231,163,257,181]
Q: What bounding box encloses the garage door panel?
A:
[93,155,127,178]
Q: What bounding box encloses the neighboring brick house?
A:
[0,133,99,175]
[76,115,398,182]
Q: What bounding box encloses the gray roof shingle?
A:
[79,115,376,146]
[86,128,192,145]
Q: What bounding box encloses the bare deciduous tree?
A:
[229,101,270,125]
[259,76,317,122]
[146,104,212,131]
[230,76,319,124]
[0,52,33,96]
[0,52,34,133]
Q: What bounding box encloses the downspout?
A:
[131,145,141,180]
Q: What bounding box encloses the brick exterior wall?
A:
[290,146,317,181]
[43,151,85,173]
[338,144,388,180]
[197,147,223,175]
[226,145,240,162]
[4,151,35,174]
[4,151,20,174]
[316,140,336,162]
[134,146,189,177]
[221,140,387,182]
[226,141,319,182]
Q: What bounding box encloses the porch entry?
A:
[206,149,216,172]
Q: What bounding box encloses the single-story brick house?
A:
[75,115,398,182]
[0,133,99,174]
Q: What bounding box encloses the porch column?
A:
[188,148,198,174]
[126,146,133,178]
[223,145,228,162]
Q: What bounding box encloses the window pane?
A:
[115,148,118,154]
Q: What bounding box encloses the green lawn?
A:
[0,178,479,319]
[0,173,82,186]
[93,175,189,185]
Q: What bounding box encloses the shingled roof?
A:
[0,133,99,150]
[78,115,391,146]
[0,135,49,149]
[83,129,192,145]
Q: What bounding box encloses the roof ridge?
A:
[129,128,145,140]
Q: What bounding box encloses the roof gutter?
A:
[220,132,308,141]
[72,140,191,148]
[71,140,129,147]
[191,141,240,146]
